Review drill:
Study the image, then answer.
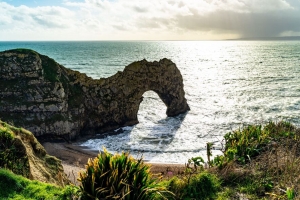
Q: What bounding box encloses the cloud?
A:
[1,0,300,40]
[0,1,103,40]
[175,10,300,38]
[132,5,149,13]
[0,2,75,30]
[126,0,300,38]
[172,0,300,38]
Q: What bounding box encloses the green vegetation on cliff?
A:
[10,48,38,55]
[0,169,76,200]
[214,121,300,199]
[154,121,299,200]
[1,120,300,199]
[0,121,31,177]
[0,120,69,186]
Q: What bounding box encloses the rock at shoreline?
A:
[0,49,190,140]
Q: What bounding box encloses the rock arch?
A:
[106,59,190,124]
[0,49,190,140]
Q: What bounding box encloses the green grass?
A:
[1,120,299,199]
[212,121,297,166]
[0,168,78,200]
[212,121,300,199]
[0,122,30,177]
[158,121,300,200]
[162,172,221,200]
[3,48,38,55]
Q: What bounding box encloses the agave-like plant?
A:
[78,148,173,200]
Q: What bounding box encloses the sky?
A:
[0,0,300,41]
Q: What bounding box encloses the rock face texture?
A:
[0,49,190,140]
[0,120,69,186]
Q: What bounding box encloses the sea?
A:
[1,41,300,163]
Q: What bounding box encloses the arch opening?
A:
[129,90,187,158]
[133,90,176,152]
[137,90,167,124]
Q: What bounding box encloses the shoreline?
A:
[42,142,186,185]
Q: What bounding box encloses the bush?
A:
[222,121,296,164]
[164,172,220,200]
[213,121,300,199]
[163,176,185,199]
[187,172,221,199]
[78,148,172,200]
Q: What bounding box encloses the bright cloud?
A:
[0,2,74,28]
[0,0,299,40]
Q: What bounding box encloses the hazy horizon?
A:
[1,36,300,42]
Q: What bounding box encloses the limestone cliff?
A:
[0,120,69,186]
[0,49,190,140]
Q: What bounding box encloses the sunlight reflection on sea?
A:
[1,41,300,163]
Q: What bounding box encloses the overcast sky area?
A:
[1,0,300,40]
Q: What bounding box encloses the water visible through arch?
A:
[131,90,175,154]
[137,91,167,124]
[121,90,186,161]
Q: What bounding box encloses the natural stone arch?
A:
[0,49,190,140]
[99,58,191,128]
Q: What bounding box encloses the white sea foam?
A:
[2,41,300,163]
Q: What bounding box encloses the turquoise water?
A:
[1,41,300,163]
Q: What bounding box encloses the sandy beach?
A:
[42,142,186,185]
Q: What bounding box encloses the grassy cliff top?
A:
[0,169,76,200]
[0,120,69,187]
[1,119,300,199]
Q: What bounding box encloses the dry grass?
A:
[214,125,300,199]
[251,132,300,199]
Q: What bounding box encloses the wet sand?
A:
[42,142,186,185]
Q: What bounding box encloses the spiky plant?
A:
[78,148,172,200]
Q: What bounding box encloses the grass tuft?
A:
[0,168,78,200]
[78,147,173,200]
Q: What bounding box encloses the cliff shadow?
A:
[79,91,188,162]
[118,91,188,158]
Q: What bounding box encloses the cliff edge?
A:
[0,49,190,140]
[0,120,69,186]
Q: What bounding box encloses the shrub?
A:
[164,172,220,200]
[78,148,172,200]
[224,124,267,164]
[188,172,221,200]
[214,121,300,199]
[163,176,185,199]
[222,121,296,164]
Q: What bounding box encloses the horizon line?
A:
[1,36,300,42]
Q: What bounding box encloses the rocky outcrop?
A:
[0,49,190,140]
[0,120,69,186]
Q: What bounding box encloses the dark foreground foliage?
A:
[1,120,300,199]
[78,148,173,200]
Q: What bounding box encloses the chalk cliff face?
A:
[0,49,190,140]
